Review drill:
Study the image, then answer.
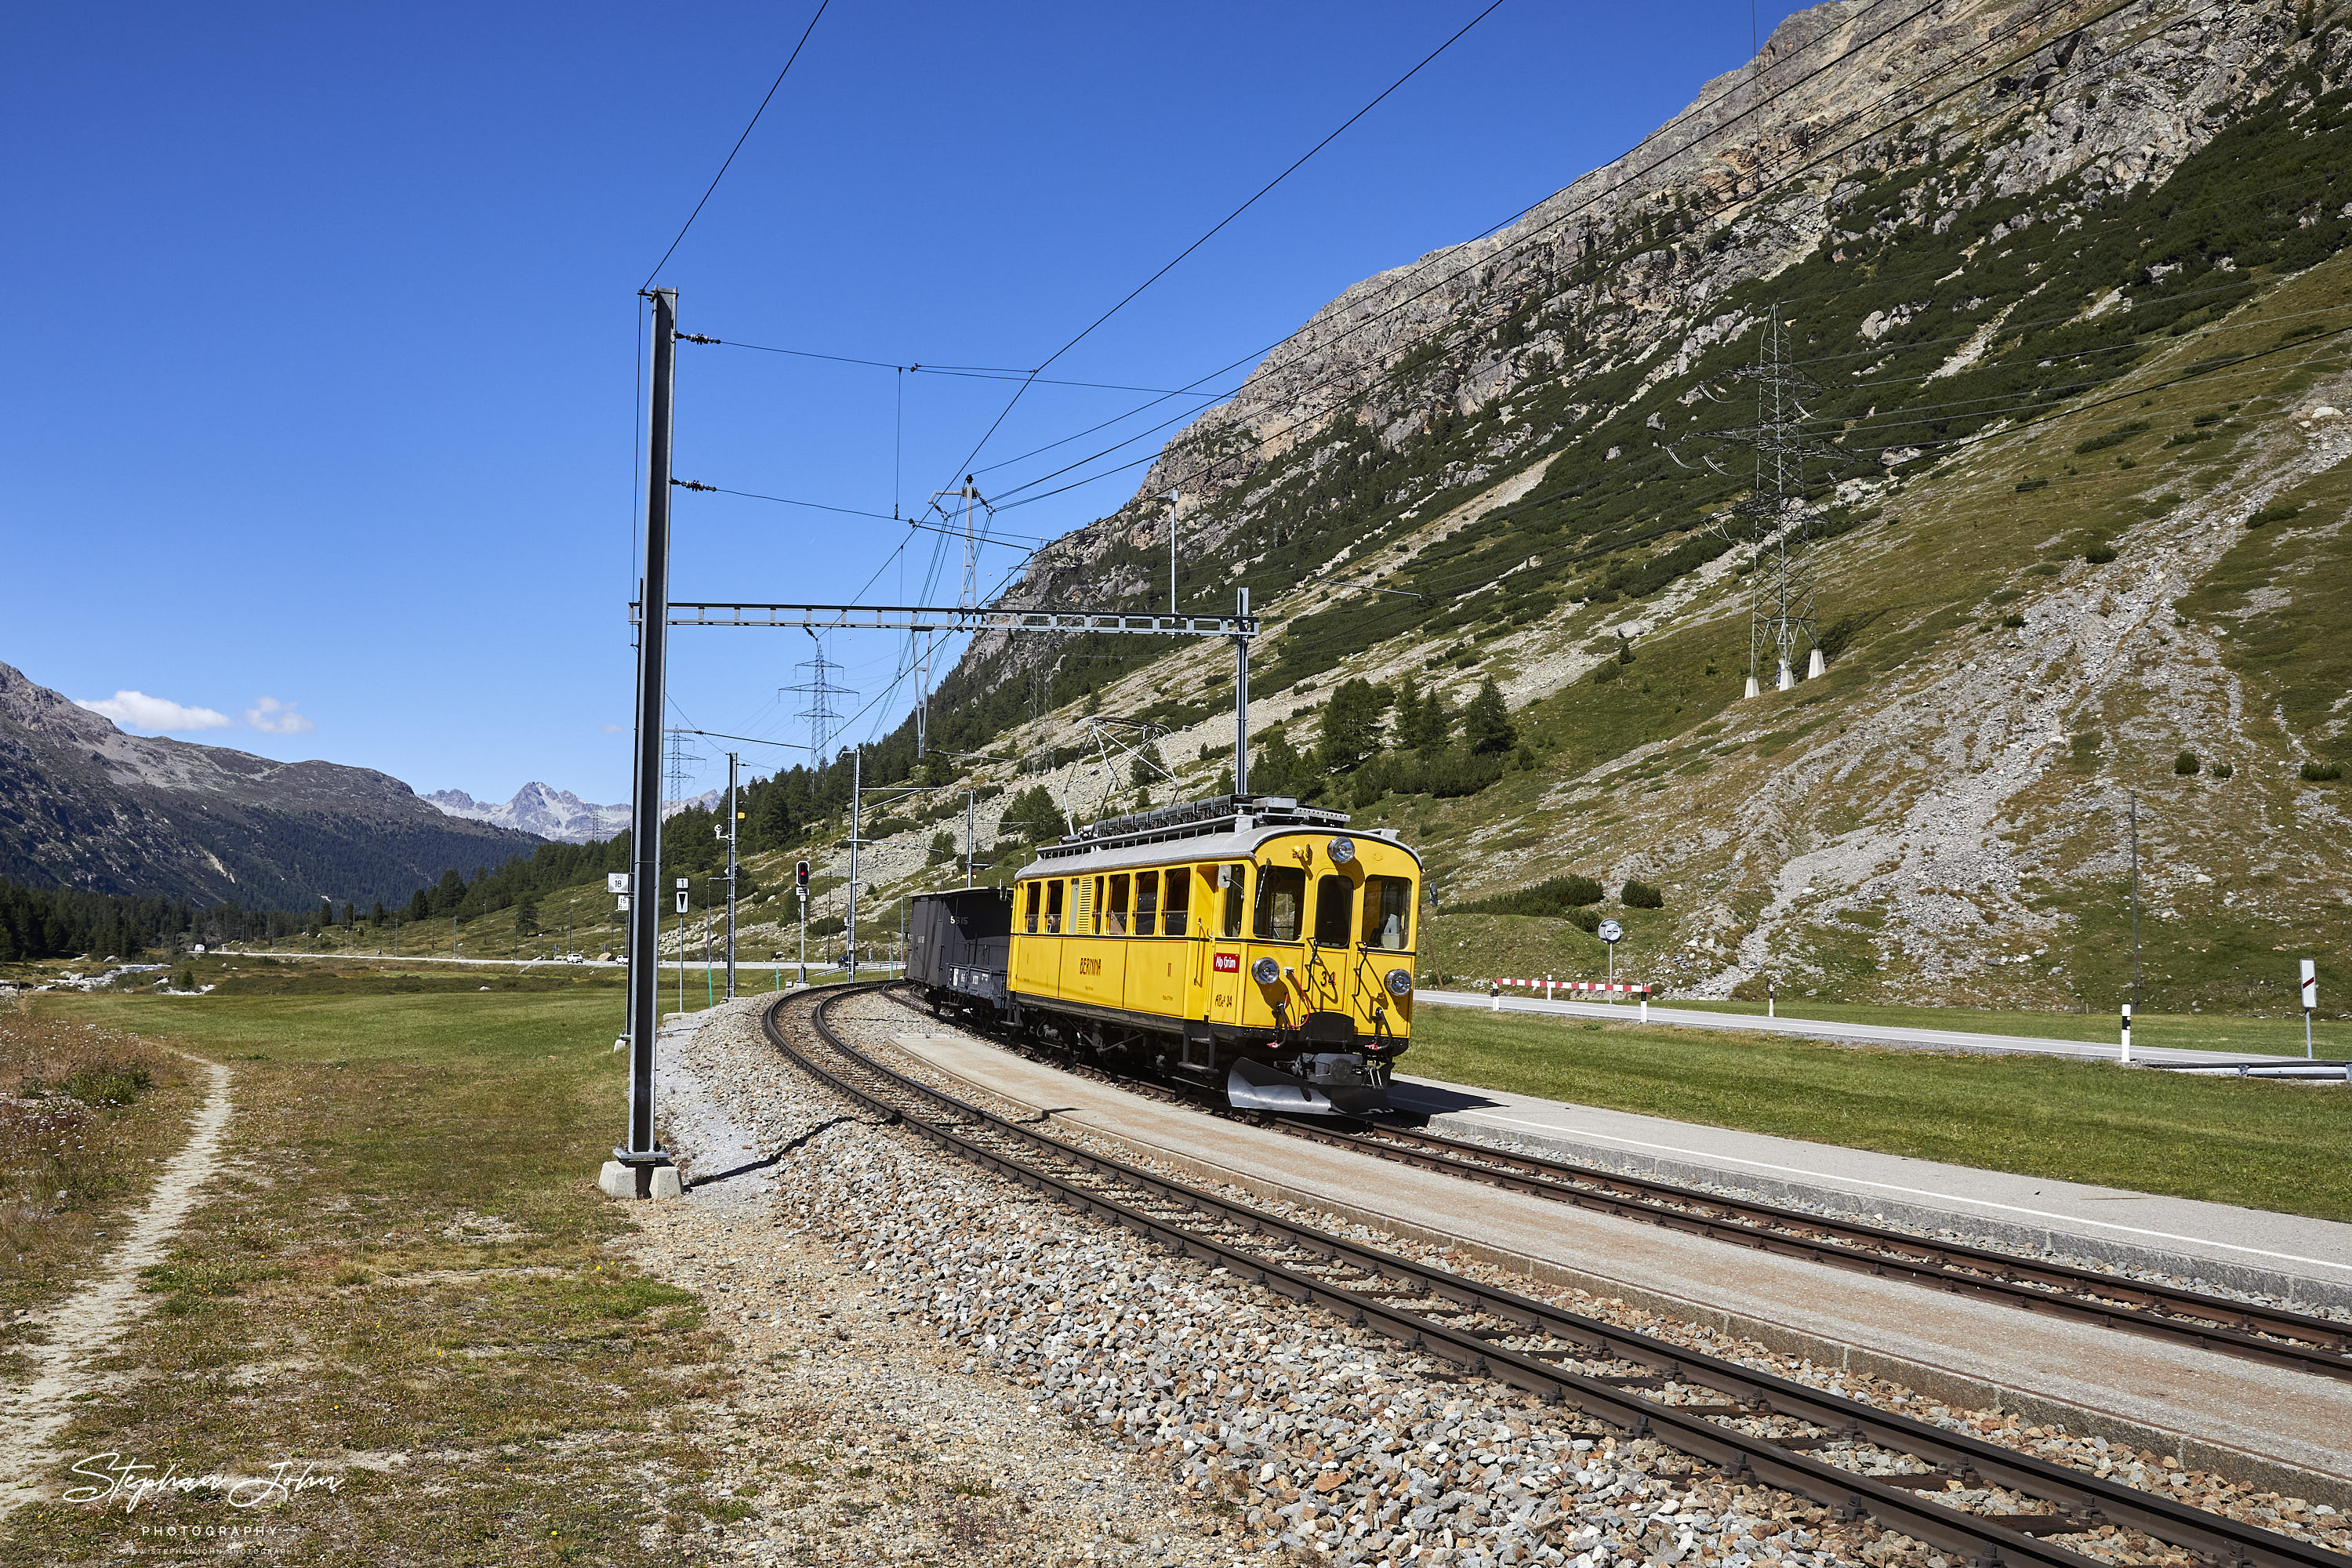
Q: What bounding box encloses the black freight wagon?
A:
[906,887,1014,1014]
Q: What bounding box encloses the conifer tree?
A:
[1405,685,1454,755]
[1462,678,1516,756]
[999,786,1065,844]
[1391,677,1424,751]
[1317,678,1383,771]
[1254,729,1305,794]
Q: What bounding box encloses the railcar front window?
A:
[1163,869,1190,936]
[1221,866,1247,938]
[1022,883,1040,935]
[1046,880,1064,935]
[1313,876,1354,948]
[1363,877,1413,950]
[1134,872,1157,937]
[1254,866,1306,942]
[1106,874,1130,936]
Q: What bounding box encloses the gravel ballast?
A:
[627,993,2349,1566]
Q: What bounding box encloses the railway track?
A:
[884,987,2352,1385]
[1298,1124,2352,1385]
[773,985,2352,1568]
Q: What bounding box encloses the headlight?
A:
[1327,835,1356,865]
[1385,968,1413,997]
[1251,956,1281,985]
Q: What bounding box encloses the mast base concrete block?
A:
[598,1161,687,1200]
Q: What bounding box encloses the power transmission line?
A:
[640,1,831,289]
[967,0,1965,510]
[683,334,1234,397]
[932,0,1512,486]
[672,481,1055,544]
[978,0,2195,520]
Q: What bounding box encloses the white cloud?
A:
[245,696,315,735]
[602,723,627,734]
[75,691,234,731]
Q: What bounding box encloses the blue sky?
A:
[7,0,1809,806]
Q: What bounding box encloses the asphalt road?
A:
[1417,987,2328,1069]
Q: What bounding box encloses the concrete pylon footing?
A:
[598,1160,685,1200]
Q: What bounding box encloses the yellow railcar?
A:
[1000,795,1420,1116]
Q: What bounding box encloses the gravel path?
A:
[0,1051,233,1515]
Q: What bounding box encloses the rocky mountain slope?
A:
[427,782,630,844]
[0,661,541,911]
[867,0,2352,1014]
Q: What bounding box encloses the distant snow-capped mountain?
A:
[426,782,726,842]
[662,789,724,819]
[426,782,630,844]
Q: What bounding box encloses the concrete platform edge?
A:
[1414,1112,2352,1316]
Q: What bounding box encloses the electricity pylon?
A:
[786,634,852,760]
[1693,308,1853,696]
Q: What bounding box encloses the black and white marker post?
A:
[603,288,684,1202]
[2303,959,2318,1060]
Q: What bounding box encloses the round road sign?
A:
[1595,918,1624,944]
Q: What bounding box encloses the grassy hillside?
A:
[732,4,2352,1016]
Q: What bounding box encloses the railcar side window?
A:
[1022,882,1040,935]
[1163,869,1190,936]
[1106,874,1130,935]
[1134,872,1157,937]
[1363,877,1413,950]
[1254,866,1306,942]
[1045,880,1064,935]
[1313,876,1354,948]
[1220,866,1247,938]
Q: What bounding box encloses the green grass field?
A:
[1656,996,2346,1058]
[0,981,726,1566]
[1404,1005,2352,1221]
[5,960,2346,1567]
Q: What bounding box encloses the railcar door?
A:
[1245,858,1308,1033]
[1127,869,1183,1018]
[1205,863,1249,1029]
[1015,877,1065,999]
[1301,871,1358,1018]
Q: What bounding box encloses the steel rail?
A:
[769,988,2351,1568]
[1305,1122,2352,1382]
[884,987,2352,1381]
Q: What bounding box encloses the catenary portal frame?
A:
[613,292,1257,1185]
